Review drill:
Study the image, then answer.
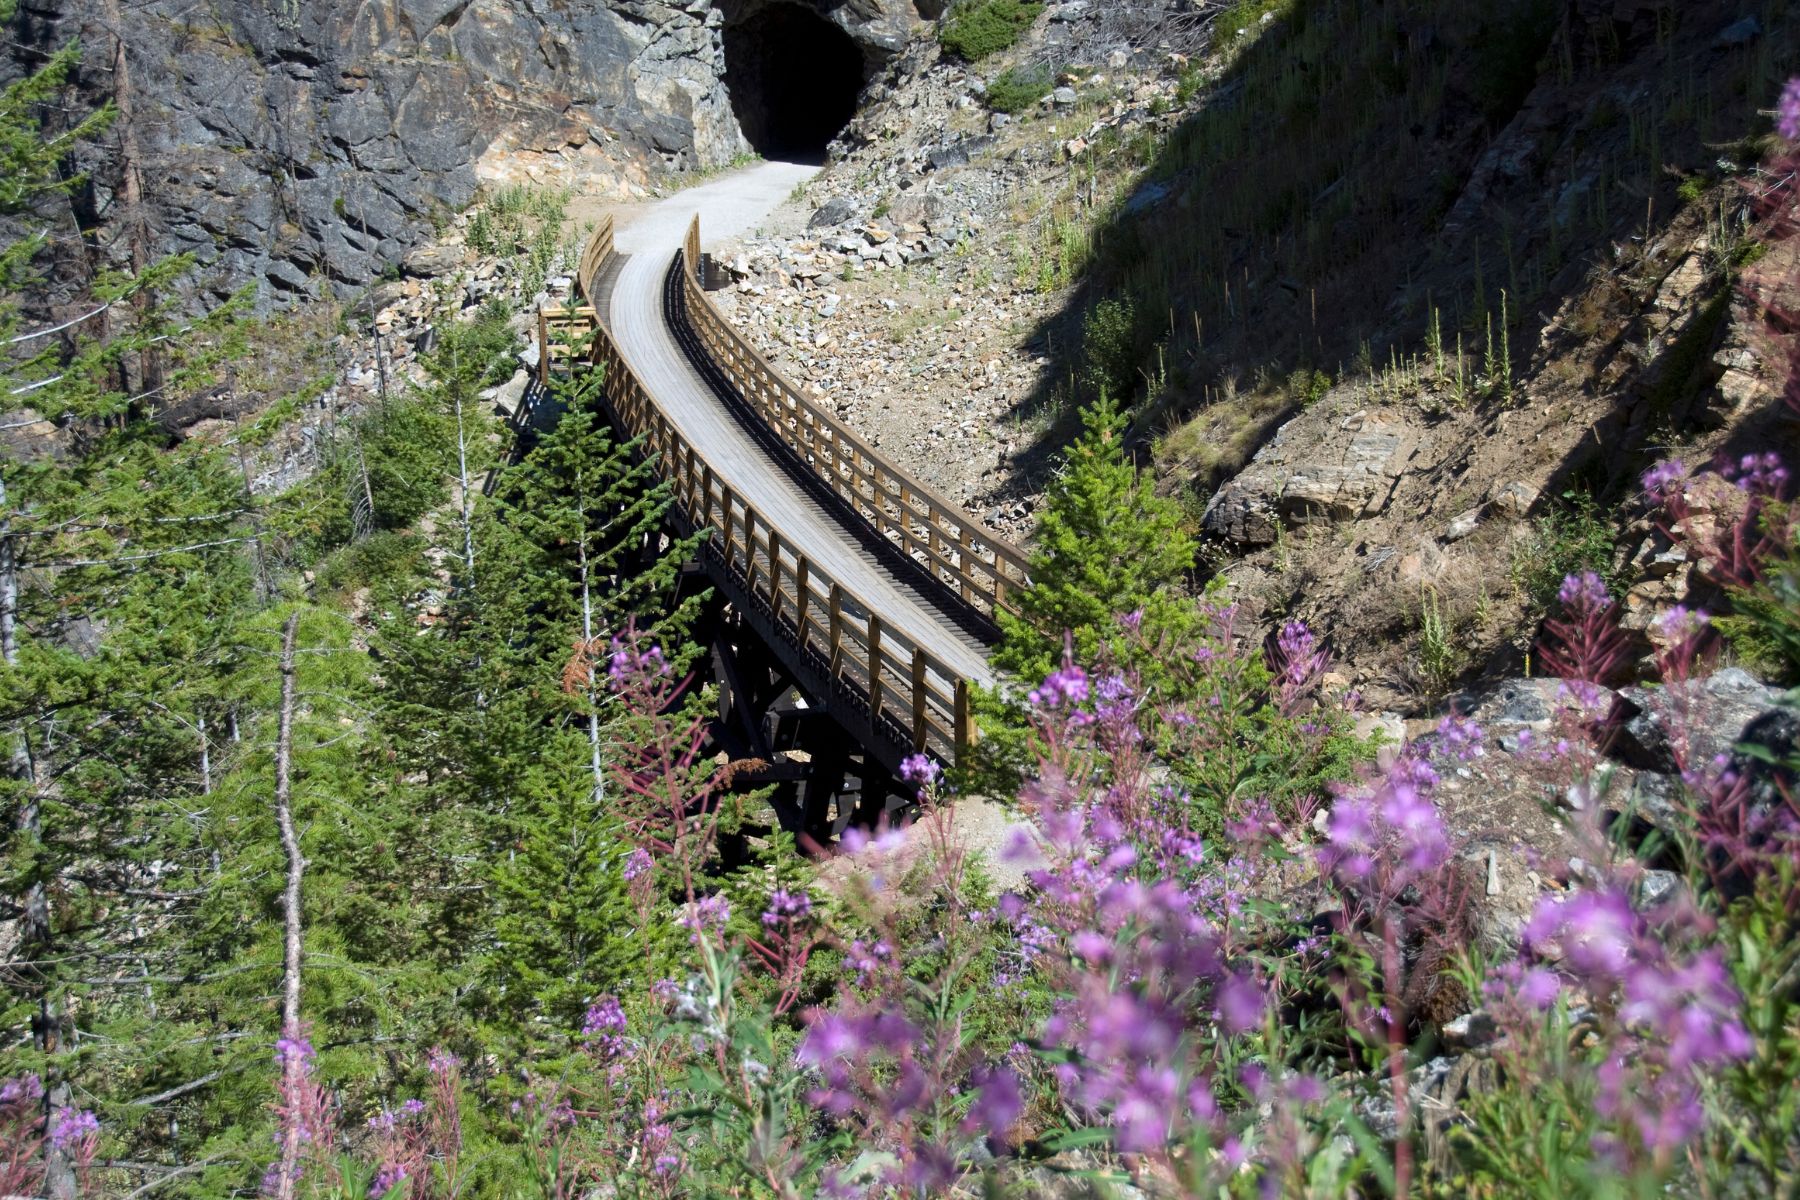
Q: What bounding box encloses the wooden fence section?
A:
[543,231,979,769]
[671,217,1030,619]
[536,216,614,388]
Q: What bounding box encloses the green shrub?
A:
[939,0,1042,63]
[314,530,427,596]
[986,64,1054,114]
[1513,490,1624,614]
[1718,556,1800,684]
[1287,366,1332,407]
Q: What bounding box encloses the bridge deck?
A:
[603,167,995,692]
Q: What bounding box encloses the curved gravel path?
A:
[607,161,995,688]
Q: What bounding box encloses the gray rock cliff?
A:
[8,0,924,307]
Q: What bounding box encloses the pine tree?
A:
[994,392,1197,684]
[364,360,702,1035]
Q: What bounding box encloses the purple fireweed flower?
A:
[1780,77,1800,139]
[620,847,654,881]
[48,1108,98,1150]
[274,1034,315,1068]
[1642,458,1687,501]
[845,939,893,987]
[796,1010,922,1066]
[897,753,941,788]
[1526,889,1634,975]
[0,1075,43,1106]
[1320,797,1378,881]
[400,1098,426,1117]
[1558,571,1612,612]
[1430,714,1485,762]
[1380,782,1451,873]
[961,1067,1023,1139]
[761,887,812,926]
[582,995,628,1058]
[1215,973,1266,1036]
[840,821,908,855]
[607,636,668,686]
[1724,451,1789,496]
[678,894,732,943]
[1029,663,1090,710]
[1270,619,1330,714]
[369,1163,407,1198]
[1520,967,1561,1010]
[1653,605,1709,642]
[426,1047,459,1076]
[1092,672,1137,724]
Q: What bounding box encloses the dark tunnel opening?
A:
[722,3,868,163]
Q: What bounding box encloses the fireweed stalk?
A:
[0,1076,99,1197]
[1447,567,1783,1192]
[992,630,1360,1195]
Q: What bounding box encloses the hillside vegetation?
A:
[1,0,1799,1198]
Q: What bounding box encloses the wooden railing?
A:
[675,217,1031,619]
[542,222,979,767]
[537,216,616,388]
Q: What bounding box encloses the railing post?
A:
[910,649,928,752]
[767,529,783,626]
[720,487,736,567]
[743,507,758,593]
[795,557,811,649]
[957,526,975,603]
[867,614,884,726]
[954,679,978,769]
[536,307,549,388]
[828,584,844,675]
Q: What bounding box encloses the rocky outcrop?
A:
[1202,406,1417,545]
[11,0,923,307]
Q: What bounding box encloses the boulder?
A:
[808,197,859,229]
[1202,408,1415,544]
[1615,667,1784,773]
[402,243,466,278]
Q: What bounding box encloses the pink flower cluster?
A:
[1780,76,1800,139]
[582,996,628,1060]
[1521,888,1752,1157]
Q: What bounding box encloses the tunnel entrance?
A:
[722,3,868,162]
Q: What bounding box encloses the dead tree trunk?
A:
[273,612,305,1200]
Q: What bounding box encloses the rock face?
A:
[1202,407,1416,545]
[12,0,921,307]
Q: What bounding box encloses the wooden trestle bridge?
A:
[534,196,1029,829]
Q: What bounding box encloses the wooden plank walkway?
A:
[536,164,1021,768]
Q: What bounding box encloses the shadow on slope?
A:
[994,0,1795,514]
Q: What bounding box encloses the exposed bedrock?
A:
[6,0,923,307]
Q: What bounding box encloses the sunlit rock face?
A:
[7,0,918,304]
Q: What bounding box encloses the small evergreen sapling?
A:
[995,393,1197,685]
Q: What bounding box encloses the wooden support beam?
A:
[767,529,784,626]
[795,558,811,651]
[743,506,758,593]
[720,488,736,569]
